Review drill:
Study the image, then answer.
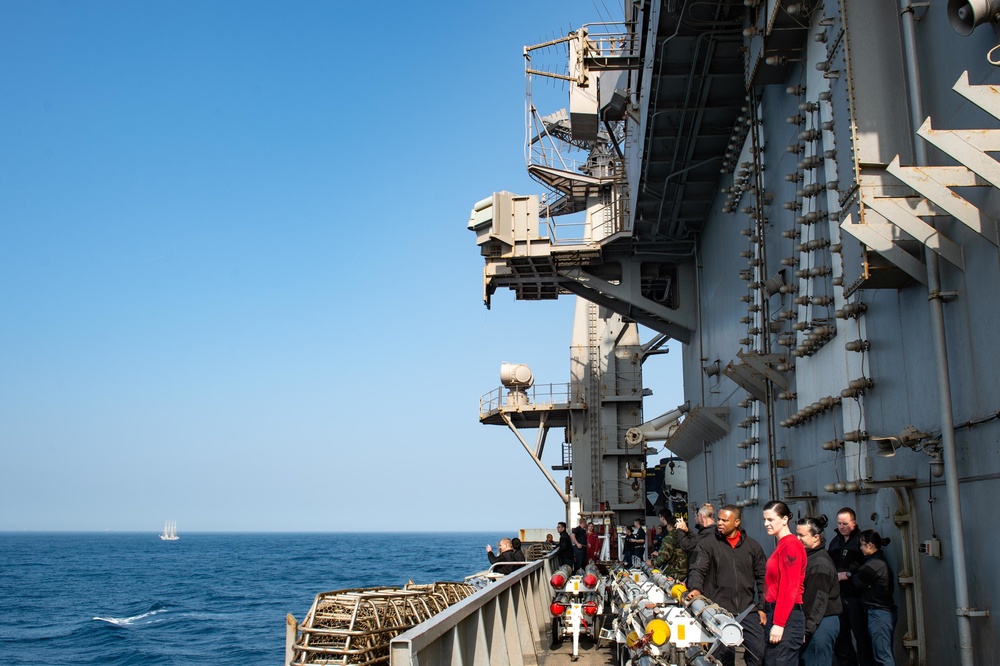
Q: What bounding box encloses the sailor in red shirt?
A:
[762,500,807,665]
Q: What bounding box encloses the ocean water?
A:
[0,532,506,665]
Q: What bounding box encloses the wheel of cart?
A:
[590,613,602,643]
[550,617,563,648]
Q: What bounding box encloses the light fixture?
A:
[836,302,867,319]
[929,448,945,478]
[871,435,901,457]
[870,426,936,460]
[948,0,1000,35]
[762,272,786,296]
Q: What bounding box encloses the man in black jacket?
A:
[678,502,717,558]
[571,517,589,569]
[628,518,646,565]
[556,522,574,567]
[686,504,766,666]
[485,538,519,575]
[828,508,873,666]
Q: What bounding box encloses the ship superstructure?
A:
[474,302,666,526]
[469,1,1000,664]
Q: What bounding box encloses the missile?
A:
[581,563,600,589]
[671,582,744,648]
[549,564,574,589]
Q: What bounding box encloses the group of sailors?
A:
[647,502,896,666]
[487,502,897,666]
[551,502,896,666]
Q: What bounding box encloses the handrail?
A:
[389,556,557,665]
[578,22,639,60]
[485,560,531,574]
[478,382,575,417]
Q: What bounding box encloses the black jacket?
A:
[557,531,574,566]
[651,526,664,552]
[853,550,897,612]
[487,548,519,574]
[803,546,842,636]
[679,524,714,554]
[828,528,864,598]
[686,528,766,615]
[630,527,646,557]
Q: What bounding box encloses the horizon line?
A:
[0,529,535,534]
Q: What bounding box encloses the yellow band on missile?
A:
[670,583,687,602]
[645,618,670,646]
[626,630,641,648]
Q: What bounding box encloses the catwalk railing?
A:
[389,555,557,666]
[478,382,575,418]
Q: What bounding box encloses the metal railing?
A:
[530,142,584,174]
[577,22,639,62]
[537,183,626,246]
[546,210,589,245]
[389,555,557,666]
[478,382,575,417]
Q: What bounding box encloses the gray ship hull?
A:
[469,1,1000,664]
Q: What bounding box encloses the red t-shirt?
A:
[764,533,806,627]
[587,532,600,562]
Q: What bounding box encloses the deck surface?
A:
[539,635,613,665]
[538,635,753,665]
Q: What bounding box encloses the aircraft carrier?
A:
[286,2,1000,664]
[464,1,1000,665]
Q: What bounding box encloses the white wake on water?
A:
[93,606,168,626]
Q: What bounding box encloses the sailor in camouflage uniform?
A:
[647,510,689,581]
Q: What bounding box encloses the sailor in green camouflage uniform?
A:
[647,511,689,581]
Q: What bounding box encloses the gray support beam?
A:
[839,214,928,285]
[557,263,696,342]
[500,412,570,505]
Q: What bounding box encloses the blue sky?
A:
[0,1,683,532]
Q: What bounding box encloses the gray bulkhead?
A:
[469,1,1000,662]
[680,2,1000,664]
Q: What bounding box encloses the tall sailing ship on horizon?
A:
[159,520,178,541]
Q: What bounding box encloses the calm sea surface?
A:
[0,532,507,665]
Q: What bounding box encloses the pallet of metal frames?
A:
[401,581,477,605]
[290,582,477,665]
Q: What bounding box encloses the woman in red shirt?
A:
[586,522,600,563]
[762,500,807,665]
